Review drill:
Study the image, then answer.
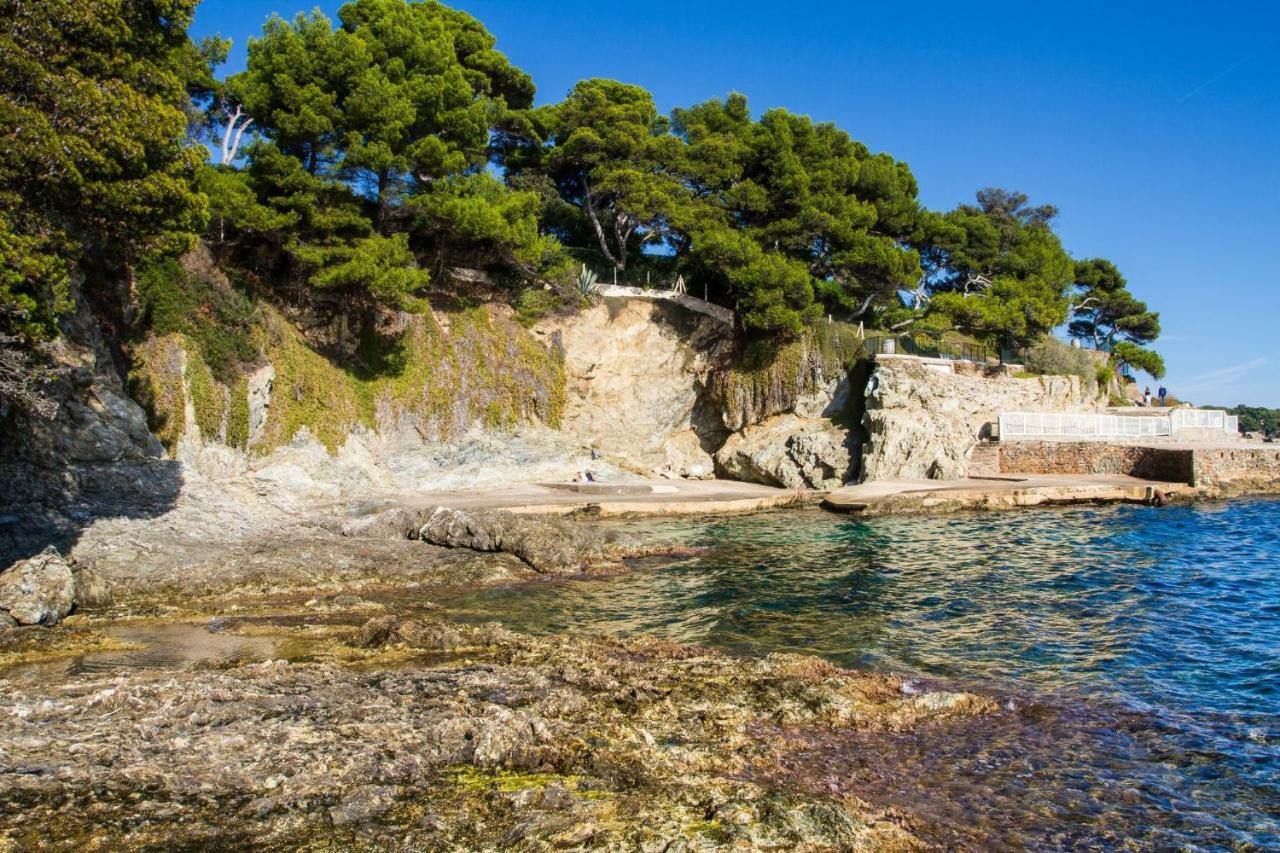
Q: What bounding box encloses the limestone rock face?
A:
[246,364,275,445]
[534,298,731,478]
[715,414,855,490]
[862,359,1100,481]
[0,546,76,626]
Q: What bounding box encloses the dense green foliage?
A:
[513,79,683,272]
[203,0,558,309]
[911,190,1073,347]
[2,0,1168,420]
[1069,258,1160,347]
[0,0,207,348]
[1218,405,1280,435]
[1111,340,1166,380]
[0,0,209,314]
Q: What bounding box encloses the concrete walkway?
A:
[822,473,1192,515]
[369,478,810,518]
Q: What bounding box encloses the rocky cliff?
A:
[708,325,865,489]
[19,246,1120,501]
[861,358,1104,481]
[535,298,863,489]
[531,298,731,479]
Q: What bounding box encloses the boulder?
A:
[72,563,113,608]
[415,507,631,575]
[0,546,76,626]
[715,414,855,490]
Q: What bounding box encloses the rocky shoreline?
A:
[0,503,1001,850]
[0,609,1003,850]
[4,465,1279,849]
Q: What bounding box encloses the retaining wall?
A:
[998,441,1195,484]
[999,441,1280,494]
[1191,447,1280,494]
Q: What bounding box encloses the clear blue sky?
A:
[193,0,1280,406]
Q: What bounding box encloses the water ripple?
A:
[443,498,1280,849]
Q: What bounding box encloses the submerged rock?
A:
[0,613,995,849]
[0,546,75,626]
[335,505,649,575]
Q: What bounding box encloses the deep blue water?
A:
[443,499,1280,849]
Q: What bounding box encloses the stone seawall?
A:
[1191,447,1280,494]
[999,441,1280,496]
[999,441,1194,483]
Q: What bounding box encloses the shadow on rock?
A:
[0,459,183,574]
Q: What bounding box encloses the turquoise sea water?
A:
[443,499,1280,849]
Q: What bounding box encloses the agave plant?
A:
[576,264,600,301]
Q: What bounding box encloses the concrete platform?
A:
[369,478,813,518]
[821,473,1193,516]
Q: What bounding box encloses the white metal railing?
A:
[597,285,734,324]
[1171,409,1225,431]
[1000,412,1171,439]
[999,409,1239,441]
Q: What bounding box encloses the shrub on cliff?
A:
[1024,336,1095,383]
[136,257,260,384]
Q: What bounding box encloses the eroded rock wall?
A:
[532,298,733,479]
[22,278,164,464]
[862,359,1103,481]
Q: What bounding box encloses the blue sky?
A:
[193,0,1280,406]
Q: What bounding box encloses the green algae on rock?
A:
[0,614,989,849]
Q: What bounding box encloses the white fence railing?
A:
[1000,413,1171,439]
[598,285,734,324]
[1170,409,1234,431]
[999,409,1239,441]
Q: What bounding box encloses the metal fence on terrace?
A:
[999,412,1173,439]
[999,410,1240,440]
[1171,409,1238,433]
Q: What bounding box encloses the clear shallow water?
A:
[442,500,1280,849]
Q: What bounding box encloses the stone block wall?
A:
[998,441,1194,484]
[1191,447,1280,494]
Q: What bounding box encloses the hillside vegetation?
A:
[0,0,1165,448]
[128,250,566,454]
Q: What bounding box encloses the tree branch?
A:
[580,176,620,268]
[219,105,253,165]
[849,292,878,319]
